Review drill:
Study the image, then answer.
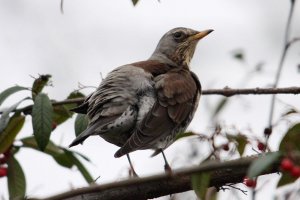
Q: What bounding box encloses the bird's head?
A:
[150,27,213,66]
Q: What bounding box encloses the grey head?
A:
[149,27,213,66]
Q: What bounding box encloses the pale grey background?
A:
[0,0,299,199]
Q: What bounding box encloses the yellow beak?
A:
[190,29,214,41]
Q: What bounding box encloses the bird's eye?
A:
[173,31,185,40]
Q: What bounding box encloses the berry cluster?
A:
[0,150,9,178]
[280,158,300,178]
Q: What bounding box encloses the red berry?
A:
[0,167,7,177]
[291,166,300,178]
[280,158,294,171]
[222,144,229,151]
[257,142,265,151]
[243,177,256,188]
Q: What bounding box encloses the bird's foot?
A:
[164,163,172,174]
[129,168,139,178]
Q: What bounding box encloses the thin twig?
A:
[225,183,248,195]
[201,86,300,97]
[268,0,297,128]
[60,0,64,14]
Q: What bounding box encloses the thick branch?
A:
[28,154,280,200]
[15,86,300,115]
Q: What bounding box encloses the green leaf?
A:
[0,86,28,107]
[67,91,85,99]
[31,74,52,100]
[235,135,247,155]
[22,136,62,156]
[7,156,26,199]
[32,93,53,151]
[21,137,73,168]
[211,98,228,118]
[281,108,298,117]
[65,91,85,110]
[247,152,281,178]
[75,114,88,137]
[64,149,93,183]
[277,172,295,187]
[232,50,244,61]
[73,151,91,162]
[51,90,85,126]
[279,123,300,152]
[175,131,197,141]
[132,0,139,6]
[191,172,211,199]
[0,114,25,153]
[53,105,73,125]
[0,98,29,133]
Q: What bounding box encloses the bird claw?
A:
[129,168,139,178]
[164,164,172,174]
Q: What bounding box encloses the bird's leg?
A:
[161,149,172,174]
[126,154,138,177]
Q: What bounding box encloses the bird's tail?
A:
[69,125,94,147]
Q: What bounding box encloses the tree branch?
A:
[11,86,300,115]
[201,86,300,97]
[28,153,281,200]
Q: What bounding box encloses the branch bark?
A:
[15,86,300,115]
[28,153,281,200]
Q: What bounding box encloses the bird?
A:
[69,27,213,175]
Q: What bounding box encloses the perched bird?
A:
[69,27,213,175]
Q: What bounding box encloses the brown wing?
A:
[114,69,199,158]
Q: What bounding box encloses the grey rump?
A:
[69,27,213,159]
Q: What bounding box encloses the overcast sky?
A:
[0,0,299,199]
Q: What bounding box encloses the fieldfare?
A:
[69,27,213,175]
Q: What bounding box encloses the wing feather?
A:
[115,69,200,157]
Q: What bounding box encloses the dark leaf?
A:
[227,134,247,155]
[232,50,244,61]
[0,98,29,133]
[279,123,300,152]
[0,86,28,107]
[211,98,228,118]
[247,152,281,178]
[75,114,88,137]
[67,91,85,99]
[175,131,197,141]
[21,137,73,168]
[191,172,211,199]
[281,108,298,117]
[53,105,73,125]
[277,172,295,187]
[32,93,53,151]
[64,149,93,183]
[132,0,139,6]
[65,91,86,111]
[73,151,91,162]
[7,156,26,199]
[31,74,52,100]
[0,114,25,153]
